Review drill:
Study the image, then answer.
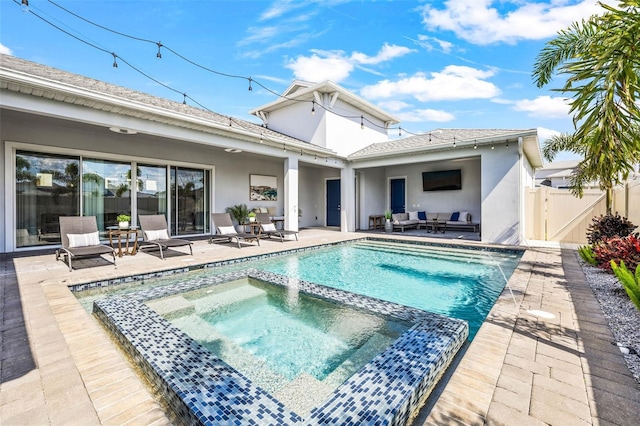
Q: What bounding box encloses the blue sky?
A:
[1,0,617,160]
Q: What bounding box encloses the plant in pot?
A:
[247,211,257,222]
[384,209,393,233]
[116,214,131,229]
[226,204,250,230]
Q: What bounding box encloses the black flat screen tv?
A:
[422,169,461,191]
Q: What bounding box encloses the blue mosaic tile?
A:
[93,268,468,425]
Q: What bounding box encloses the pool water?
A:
[253,240,520,338]
[145,277,409,412]
[78,240,521,339]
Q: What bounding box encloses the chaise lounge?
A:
[210,213,260,248]
[138,214,194,260]
[255,213,299,241]
[56,216,117,271]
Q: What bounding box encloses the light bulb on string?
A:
[491,143,495,150]
[398,127,402,137]
[156,42,162,59]
[473,140,477,149]
[453,137,456,148]
[183,94,187,105]
[248,77,253,92]
[311,100,315,115]
[21,0,29,11]
[429,133,432,142]
[360,115,364,130]
[112,53,118,68]
[506,142,509,149]
[260,133,263,143]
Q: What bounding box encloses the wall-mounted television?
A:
[422,169,461,191]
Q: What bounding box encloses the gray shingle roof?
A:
[349,128,536,159]
[0,54,307,146]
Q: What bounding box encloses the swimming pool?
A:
[78,239,521,339]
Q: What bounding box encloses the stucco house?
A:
[1,54,542,253]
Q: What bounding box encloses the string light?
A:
[248,77,253,92]
[360,115,364,130]
[182,93,187,105]
[398,127,402,137]
[260,133,263,143]
[473,140,478,149]
[506,142,509,149]
[491,143,495,150]
[311,100,315,115]
[283,144,286,152]
[429,133,432,142]
[300,149,303,156]
[314,154,317,161]
[453,137,456,148]
[111,52,118,68]
[156,42,162,58]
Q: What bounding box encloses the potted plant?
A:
[384,209,393,233]
[116,214,131,229]
[248,211,257,222]
[226,204,250,229]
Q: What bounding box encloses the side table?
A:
[107,226,139,257]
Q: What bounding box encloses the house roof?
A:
[0,54,337,155]
[249,80,401,126]
[348,128,543,167]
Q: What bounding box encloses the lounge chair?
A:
[138,214,193,259]
[210,213,260,248]
[56,216,116,271]
[255,213,299,241]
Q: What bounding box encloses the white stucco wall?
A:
[481,147,521,244]
[357,168,386,230]
[298,165,340,228]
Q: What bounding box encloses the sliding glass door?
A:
[170,167,209,236]
[15,151,79,247]
[14,149,210,248]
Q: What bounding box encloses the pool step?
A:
[274,373,335,418]
[323,332,396,389]
[145,295,194,319]
[191,283,267,315]
[355,240,508,264]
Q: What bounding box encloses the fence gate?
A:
[526,182,640,244]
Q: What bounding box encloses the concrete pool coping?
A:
[1,228,639,425]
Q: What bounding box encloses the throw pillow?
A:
[459,211,469,222]
[418,211,426,220]
[67,231,100,248]
[217,226,236,235]
[259,207,268,213]
[450,212,460,221]
[408,211,419,220]
[262,223,276,232]
[145,229,169,241]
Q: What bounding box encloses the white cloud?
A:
[260,0,305,21]
[377,100,412,112]
[285,52,354,83]
[398,109,455,123]
[513,96,570,118]
[0,43,12,55]
[416,35,454,53]
[350,43,414,65]
[285,44,414,83]
[537,126,561,143]
[361,66,500,102]
[420,0,617,45]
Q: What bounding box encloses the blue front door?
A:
[390,178,406,213]
[326,179,341,226]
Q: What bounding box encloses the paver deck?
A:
[1,229,639,425]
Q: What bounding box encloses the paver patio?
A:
[1,229,639,425]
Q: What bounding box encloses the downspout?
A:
[518,137,525,244]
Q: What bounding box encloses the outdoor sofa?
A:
[391,211,480,233]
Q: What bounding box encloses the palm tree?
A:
[532,0,640,213]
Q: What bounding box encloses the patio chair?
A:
[210,213,260,248]
[255,213,299,242]
[56,216,116,271]
[138,214,193,260]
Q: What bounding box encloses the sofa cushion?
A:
[426,212,438,221]
[408,211,419,220]
[436,213,450,222]
[459,211,469,222]
[392,213,408,223]
[418,211,426,220]
[450,212,460,221]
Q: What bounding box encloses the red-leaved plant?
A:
[593,234,640,271]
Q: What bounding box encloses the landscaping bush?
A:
[610,260,640,311]
[578,245,597,265]
[592,234,640,271]
[586,213,636,244]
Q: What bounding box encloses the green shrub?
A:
[578,245,597,265]
[593,234,640,271]
[610,260,640,311]
[586,213,636,244]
